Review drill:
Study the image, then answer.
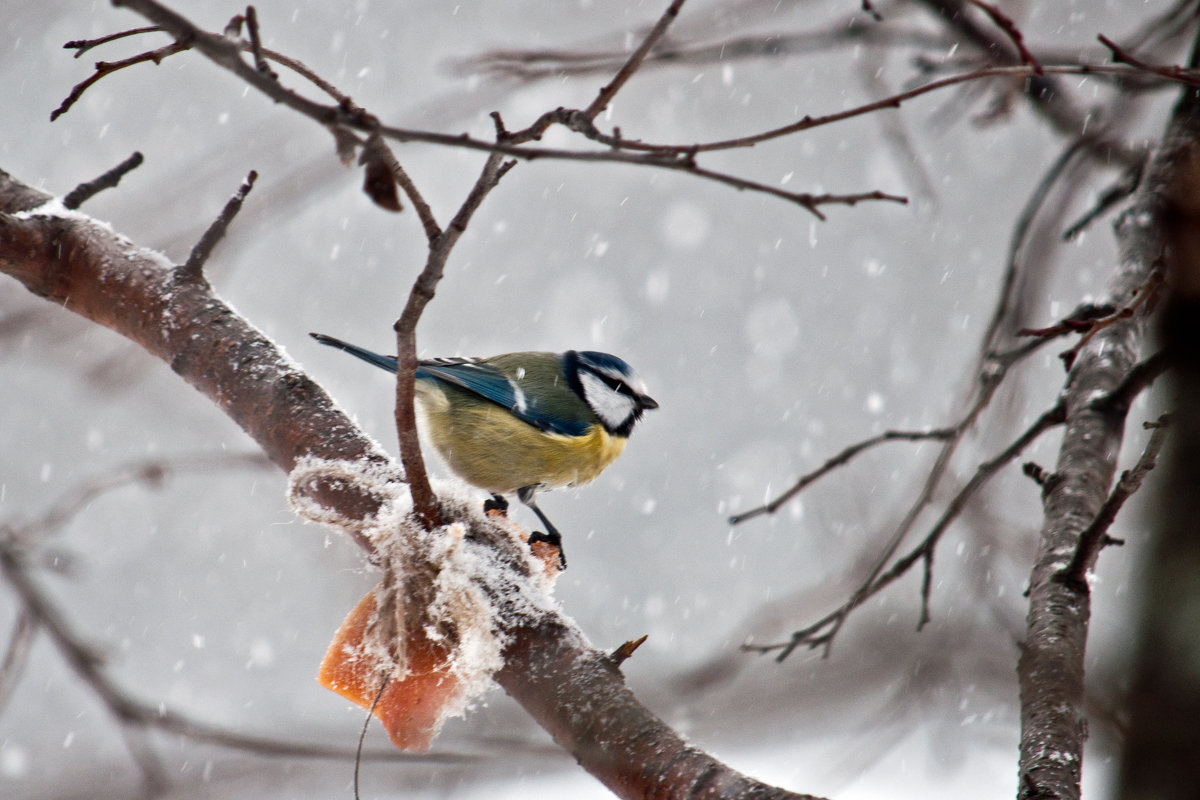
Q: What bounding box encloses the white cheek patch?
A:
[580,370,637,431]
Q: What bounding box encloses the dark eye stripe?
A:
[591,369,635,397]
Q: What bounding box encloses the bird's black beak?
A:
[640,395,660,410]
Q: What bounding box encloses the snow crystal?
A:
[286,457,564,734]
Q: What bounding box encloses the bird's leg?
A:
[483,493,509,515]
[518,486,567,570]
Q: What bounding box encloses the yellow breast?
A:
[416,386,627,494]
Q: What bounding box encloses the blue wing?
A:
[310,334,590,437]
[416,359,590,437]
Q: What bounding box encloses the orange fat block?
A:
[318,590,464,752]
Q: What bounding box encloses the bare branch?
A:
[729,427,955,524]
[1015,75,1174,795]
[1062,156,1146,240]
[746,401,1066,660]
[103,0,906,212]
[62,151,144,210]
[1100,32,1200,88]
[243,5,276,79]
[979,136,1094,355]
[583,0,686,120]
[1058,413,1171,589]
[9,451,271,546]
[0,543,470,766]
[965,0,1044,75]
[919,0,1142,167]
[454,19,950,82]
[1,167,815,800]
[392,153,514,529]
[51,38,188,121]
[64,25,163,58]
[0,607,36,714]
[180,170,258,280]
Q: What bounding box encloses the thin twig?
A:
[455,19,949,82]
[965,0,1044,75]
[64,26,164,58]
[977,136,1090,366]
[729,427,955,524]
[583,0,687,120]
[747,401,1066,660]
[62,151,144,210]
[51,40,188,121]
[1094,350,1170,416]
[1017,303,1121,339]
[243,6,276,79]
[1058,413,1171,589]
[180,170,258,279]
[8,452,270,546]
[1100,32,1200,88]
[1056,268,1165,370]
[734,125,1098,651]
[1063,157,1146,240]
[0,607,37,714]
[535,64,1152,156]
[110,1,1111,212]
[609,634,649,667]
[0,544,473,765]
[392,152,515,529]
[57,19,352,120]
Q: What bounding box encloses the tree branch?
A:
[1057,413,1170,590]
[62,151,144,209]
[103,0,903,214]
[582,0,686,120]
[0,166,815,800]
[746,400,1065,660]
[392,152,514,529]
[180,169,257,280]
[1014,72,1175,797]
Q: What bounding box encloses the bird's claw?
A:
[483,494,509,515]
[527,529,567,570]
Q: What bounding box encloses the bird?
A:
[309,332,658,568]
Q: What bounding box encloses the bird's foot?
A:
[527,529,567,571]
[483,494,509,515]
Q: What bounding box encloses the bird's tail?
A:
[309,332,399,373]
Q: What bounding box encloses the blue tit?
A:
[309,332,658,567]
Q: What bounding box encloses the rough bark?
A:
[1116,82,1200,800]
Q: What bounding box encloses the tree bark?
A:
[1116,82,1200,800]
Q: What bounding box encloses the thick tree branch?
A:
[1013,73,1184,800]
[0,168,815,800]
[0,173,394,553]
[1117,48,1200,796]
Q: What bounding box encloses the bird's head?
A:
[564,350,659,437]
